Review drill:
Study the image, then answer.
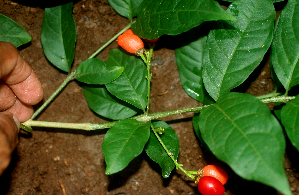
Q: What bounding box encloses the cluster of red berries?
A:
[117,29,159,55]
[197,165,228,195]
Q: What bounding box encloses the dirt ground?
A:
[0,0,298,194]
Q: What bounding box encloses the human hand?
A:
[0,41,43,174]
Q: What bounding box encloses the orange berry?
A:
[117,33,144,54]
[123,29,135,35]
[202,165,228,185]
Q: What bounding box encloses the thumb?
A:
[0,112,19,175]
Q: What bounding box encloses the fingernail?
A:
[12,115,20,131]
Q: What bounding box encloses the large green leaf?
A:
[273,102,285,121]
[281,95,299,151]
[202,0,275,101]
[219,0,285,2]
[132,0,235,40]
[0,14,31,47]
[175,26,215,104]
[102,119,150,175]
[41,2,76,73]
[108,0,143,20]
[145,121,179,178]
[175,29,206,103]
[105,49,147,111]
[75,58,124,84]
[193,111,209,150]
[198,92,290,195]
[82,85,138,120]
[271,0,299,92]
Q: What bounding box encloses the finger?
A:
[0,42,43,105]
[0,112,19,175]
[0,81,16,111]
[0,112,19,148]
[3,99,34,122]
[9,71,43,105]
[0,42,31,83]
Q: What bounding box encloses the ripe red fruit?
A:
[202,165,228,185]
[198,176,225,195]
[143,38,159,43]
[123,29,135,35]
[117,33,144,54]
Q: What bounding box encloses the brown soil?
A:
[0,0,298,194]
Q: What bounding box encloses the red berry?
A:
[202,165,228,185]
[117,33,144,54]
[143,38,159,43]
[198,176,225,195]
[123,29,135,35]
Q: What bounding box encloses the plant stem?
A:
[141,48,154,115]
[23,119,115,130]
[256,91,280,99]
[88,21,135,59]
[20,123,33,132]
[31,71,76,120]
[260,95,295,103]
[25,104,208,130]
[147,48,153,114]
[151,124,197,180]
[25,95,296,130]
[140,52,147,62]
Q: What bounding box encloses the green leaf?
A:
[202,0,275,101]
[198,92,290,195]
[41,2,76,73]
[82,85,138,120]
[175,29,206,103]
[193,112,210,150]
[193,112,201,141]
[75,58,124,85]
[273,102,285,121]
[132,0,235,40]
[105,49,147,111]
[175,26,214,104]
[0,14,31,47]
[102,119,150,175]
[108,0,143,20]
[219,0,285,2]
[145,121,179,178]
[271,0,299,92]
[281,95,299,151]
[270,64,285,92]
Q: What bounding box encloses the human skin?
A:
[0,41,43,174]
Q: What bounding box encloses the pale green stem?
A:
[88,22,135,59]
[140,48,154,115]
[24,104,207,130]
[151,124,197,179]
[23,119,115,131]
[140,53,147,62]
[256,91,280,100]
[147,48,153,114]
[31,22,135,120]
[31,71,76,120]
[260,95,295,103]
[25,95,296,130]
